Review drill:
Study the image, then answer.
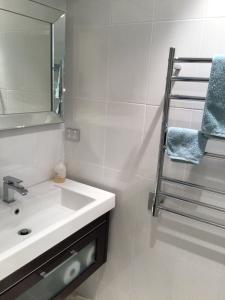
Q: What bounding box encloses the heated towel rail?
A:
[150,47,225,230]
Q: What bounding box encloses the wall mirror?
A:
[0,0,65,130]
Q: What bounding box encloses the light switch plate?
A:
[65,128,80,142]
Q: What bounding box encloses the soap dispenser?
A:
[53,162,66,183]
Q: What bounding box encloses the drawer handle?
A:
[39,250,78,278]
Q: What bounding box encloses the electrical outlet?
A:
[65,128,80,142]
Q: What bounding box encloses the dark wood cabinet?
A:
[0,213,110,300]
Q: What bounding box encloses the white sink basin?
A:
[0,179,115,280]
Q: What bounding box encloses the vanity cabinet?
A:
[0,213,110,300]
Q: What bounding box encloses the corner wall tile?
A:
[66,159,104,189]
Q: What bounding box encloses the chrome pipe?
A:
[159,192,225,213]
[174,58,212,63]
[158,205,225,230]
[170,94,206,101]
[171,76,209,82]
[161,176,225,196]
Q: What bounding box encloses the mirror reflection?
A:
[53,14,65,117]
[0,10,51,115]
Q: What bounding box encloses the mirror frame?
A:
[0,0,65,130]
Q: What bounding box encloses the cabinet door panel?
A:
[1,216,109,300]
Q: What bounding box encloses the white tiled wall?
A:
[0,1,66,195]
[0,125,64,197]
[65,1,225,299]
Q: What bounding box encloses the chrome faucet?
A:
[3,176,28,203]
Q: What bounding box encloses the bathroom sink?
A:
[0,179,115,280]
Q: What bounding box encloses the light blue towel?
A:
[201,55,225,138]
[166,127,208,165]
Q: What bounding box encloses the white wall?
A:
[0,125,64,197]
[65,1,225,299]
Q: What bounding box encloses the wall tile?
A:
[201,18,225,57]
[94,169,152,300]
[77,27,109,101]
[104,101,145,171]
[69,0,110,26]
[33,127,64,183]
[66,99,106,166]
[0,131,35,194]
[206,0,225,17]
[149,20,204,106]
[154,0,206,21]
[0,126,64,198]
[109,23,152,103]
[66,159,104,188]
[111,0,154,24]
[137,105,161,179]
[0,125,63,198]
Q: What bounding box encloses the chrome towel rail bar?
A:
[174,57,212,63]
[171,76,209,82]
[158,205,225,230]
[161,176,225,196]
[205,152,225,160]
[151,47,225,230]
[170,94,206,101]
[159,192,225,213]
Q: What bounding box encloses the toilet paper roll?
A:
[79,243,95,268]
[85,245,95,267]
[63,260,81,285]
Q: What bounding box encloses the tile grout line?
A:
[102,6,111,180]
[71,14,225,28]
[66,95,206,112]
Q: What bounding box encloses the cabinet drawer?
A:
[0,213,109,300]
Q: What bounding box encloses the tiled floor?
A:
[66,293,90,300]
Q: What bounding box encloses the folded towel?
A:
[201,55,225,138]
[166,127,208,164]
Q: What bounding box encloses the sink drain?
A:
[18,228,31,236]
